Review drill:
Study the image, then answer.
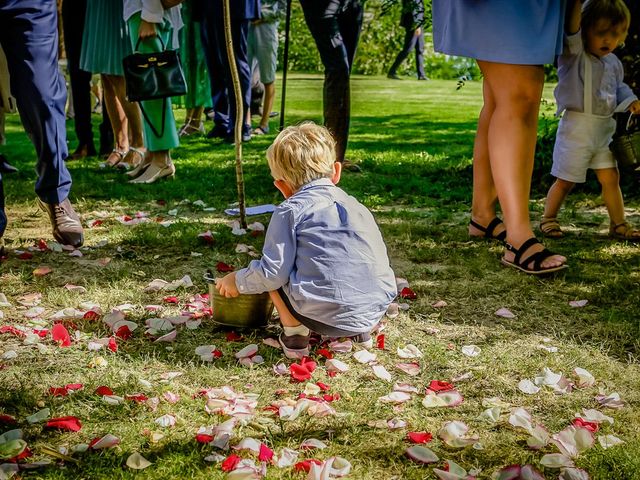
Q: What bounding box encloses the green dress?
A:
[179,0,212,109]
[80,0,132,75]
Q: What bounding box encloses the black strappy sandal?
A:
[469,217,507,243]
[501,237,568,275]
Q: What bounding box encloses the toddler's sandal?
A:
[609,222,640,242]
[278,332,310,359]
[540,216,563,238]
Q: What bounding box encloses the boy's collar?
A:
[296,177,334,193]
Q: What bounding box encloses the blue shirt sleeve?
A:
[234,205,297,294]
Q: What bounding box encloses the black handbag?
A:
[610,112,640,170]
[122,37,187,137]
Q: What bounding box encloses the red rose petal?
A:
[51,323,71,347]
[316,382,330,391]
[95,386,114,396]
[33,328,49,338]
[221,453,241,472]
[316,348,333,359]
[212,349,223,358]
[427,380,455,392]
[18,252,34,260]
[83,310,100,321]
[407,431,433,444]
[290,363,313,382]
[49,387,69,397]
[37,239,49,251]
[258,443,274,462]
[400,287,417,300]
[216,262,234,273]
[573,418,599,433]
[46,416,82,432]
[115,325,132,340]
[0,414,17,425]
[294,459,323,473]
[225,331,243,342]
[107,337,118,352]
[163,296,179,304]
[196,434,214,444]
[376,334,385,350]
[1,326,26,337]
[125,393,149,403]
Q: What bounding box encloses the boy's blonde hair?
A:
[582,0,630,37]
[266,122,336,190]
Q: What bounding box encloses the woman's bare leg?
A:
[469,78,505,237]
[101,74,129,165]
[478,61,565,268]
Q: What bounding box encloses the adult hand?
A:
[415,27,421,36]
[215,272,240,298]
[629,100,640,115]
[139,19,158,40]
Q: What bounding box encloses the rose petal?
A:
[405,445,438,464]
[126,452,152,470]
[407,432,433,444]
[46,416,82,432]
[51,323,71,347]
[495,307,515,318]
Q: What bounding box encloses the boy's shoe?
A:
[540,216,563,238]
[609,221,640,241]
[278,332,310,359]
[351,332,373,349]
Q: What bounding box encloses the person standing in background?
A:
[299,0,364,172]
[248,0,285,135]
[387,0,427,80]
[62,0,96,159]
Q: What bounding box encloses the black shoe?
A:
[418,76,429,81]
[206,125,228,139]
[0,154,18,173]
[387,72,401,80]
[38,198,84,247]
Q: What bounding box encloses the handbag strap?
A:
[135,34,166,53]
[138,98,167,139]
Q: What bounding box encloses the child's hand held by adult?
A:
[215,273,240,298]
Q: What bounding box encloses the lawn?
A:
[1,75,639,480]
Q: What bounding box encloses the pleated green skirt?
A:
[80,0,132,75]
[179,0,212,109]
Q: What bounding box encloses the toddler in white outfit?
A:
[541,0,640,241]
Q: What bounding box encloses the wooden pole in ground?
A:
[222,0,247,228]
[279,0,292,131]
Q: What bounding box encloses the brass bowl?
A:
[208,283,274,329]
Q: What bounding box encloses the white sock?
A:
[284,325,310,337]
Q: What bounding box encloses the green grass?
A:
[1,75,639,479]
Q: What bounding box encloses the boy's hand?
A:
[629,100,640,115]
[215,272,240,298]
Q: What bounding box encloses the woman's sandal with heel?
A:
[501,237,568,275]
[469,217,507,243]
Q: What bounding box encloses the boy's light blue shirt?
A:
[554,31,637,116]
[235,178,397,333]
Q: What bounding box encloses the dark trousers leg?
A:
[300,0,363,162]
[205,5,251,136]
[201,3,230,131]
[415,29,425,78]
[62,0,94,150]
[388,27,418,75]
[0,0,71,204]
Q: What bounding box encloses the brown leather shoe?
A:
[38,198,84,247]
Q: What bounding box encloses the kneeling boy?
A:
[216,122,396,358]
